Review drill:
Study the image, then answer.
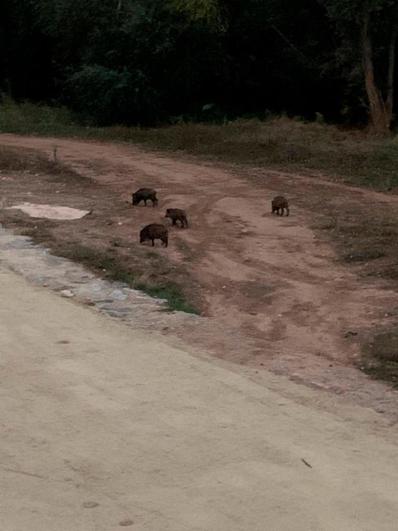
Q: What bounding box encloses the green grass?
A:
[135,283,198,314]
[0,98,81,136]
[1,99,398,191]
[56,244,199,314]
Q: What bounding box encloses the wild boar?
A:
[272,195,290,216]
[132,188,158,207]
[139,223,168,247]
[165,208,189,228]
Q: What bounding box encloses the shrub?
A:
[65,65,160,125]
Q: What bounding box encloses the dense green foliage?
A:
[1,0,397,127]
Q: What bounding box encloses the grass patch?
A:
[56,244,199,314]
[343,249,386,263]
[312,207,398,277]
[361,330,398,387]
[135,283,198,314]
[1,99,398,191]
[0,144,88,184]
[0,98,81,137]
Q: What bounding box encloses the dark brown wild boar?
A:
[132,188,158,207]
[272,196,289,216]
[165,208,189,228]
[139,223,168,247]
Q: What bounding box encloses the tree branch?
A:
[270,24,312,67]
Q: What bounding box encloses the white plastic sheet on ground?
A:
[6,203,91,220]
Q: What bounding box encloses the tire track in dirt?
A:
[2,134,398,418]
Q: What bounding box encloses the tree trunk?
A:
[386,24,397,119]
[361,9,391,134]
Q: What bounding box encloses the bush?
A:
[65,65,160,125]
[0,96,75,135]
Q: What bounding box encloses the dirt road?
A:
[1,134,398,415]
[1,266,398,530]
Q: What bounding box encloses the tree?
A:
[321,0,398,134]
[2,0,396,128]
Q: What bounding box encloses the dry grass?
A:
[126,119,398,191]
[314,210,398,281]
[361,330,398,387]
[0,145,88,184]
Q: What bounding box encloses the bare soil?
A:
[3,267,398,531]
[2,134,398,414]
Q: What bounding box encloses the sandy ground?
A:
[1,134,398,415]
[1,267,398,530]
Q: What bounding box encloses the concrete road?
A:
[1,268,398,531]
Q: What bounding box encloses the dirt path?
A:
[2,134,398,416]
[1,266,398,530]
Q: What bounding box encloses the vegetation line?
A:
[1,100,398,192]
